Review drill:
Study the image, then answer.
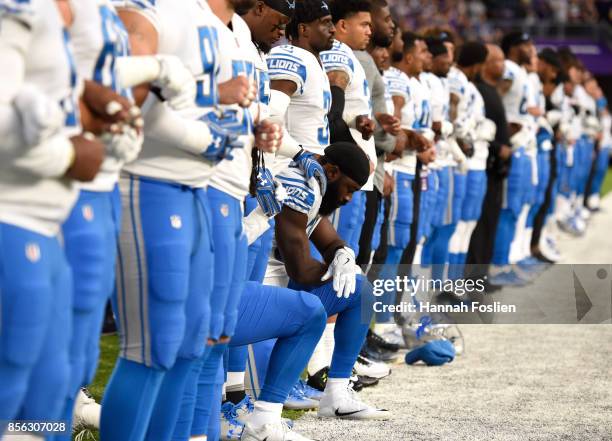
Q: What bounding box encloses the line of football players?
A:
[0,0,609,440]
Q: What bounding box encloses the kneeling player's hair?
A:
[456,41,488,67]
[329,0,371,24]
[287,0,330,40]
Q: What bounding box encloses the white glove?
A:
[546,109,562,127]
[441,120,454,138]
[454,117,476,143]
[102,125,143,164]
[448,138,468,174]
[154,55,196,110]
[420,128,436,142]
[13,84,64,147]
[584,115,602,138]
[510,126,532,150]
[476,118,497,143]
[321,246,357,298]
[537,116,553,135]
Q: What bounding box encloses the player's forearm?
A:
[286,257,327,286]
[142,96,212,156]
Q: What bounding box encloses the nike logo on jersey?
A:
[335,408,364,417]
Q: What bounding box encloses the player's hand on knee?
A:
[321,246,358,298]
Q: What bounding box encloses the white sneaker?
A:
[354,355,390,379]
[380,325,404,347]
[240,421,314,441]
[587,194,601,210]
[317,386,391,420]
[72,388,101,431]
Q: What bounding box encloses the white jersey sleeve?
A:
[502,59,530,126]
[385,67,410,101]
[267,45,308,96]
[320,40,355,85]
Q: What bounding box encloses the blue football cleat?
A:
[296,378,324,401]
[284,382,319,410]
[220,401,245,441]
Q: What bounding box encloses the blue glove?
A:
[199,111,245,162]
[293,149,327,195]
[405,340,455,366]
[255,168,283,217]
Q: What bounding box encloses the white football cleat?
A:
[72,388,101,431]
[317,385,391,420]
[379,325,404,347]
[354,354,390,379]
[240,421,314,441]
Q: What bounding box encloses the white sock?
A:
[83,401,101,429]
[248,401,283,428]
[226,371,245,388]
[307,323,335,376]
[323,377,350,400]
[189,436,207,441]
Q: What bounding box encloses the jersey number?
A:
[318,90,331,145]
[196,26,218,107]
[60,28,79,128]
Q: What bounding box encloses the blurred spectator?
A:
[388,0,602,40]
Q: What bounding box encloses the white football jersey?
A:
[384,67,416,175]
[425,73,453,167]
[528,71,545,115]
[265,162,323,280]
[70,0,131,192]
[321,40,376,190]
[551,83,579,143]
[113,0,220,187]
[421,72,447,124]
[502,59,530,127]
[208,13,259,201]
[465,81,488,170]
[267,44,331,154]
[447,65,474,136]
[0,0,81,237]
